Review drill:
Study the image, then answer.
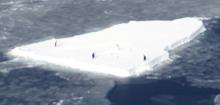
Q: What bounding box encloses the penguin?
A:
[92,52,95,59]
[143,55,146,61]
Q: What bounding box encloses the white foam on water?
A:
[8,17,206,77]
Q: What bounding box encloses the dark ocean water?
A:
[1,0,220,105]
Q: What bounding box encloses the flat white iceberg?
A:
[8,17,206,77]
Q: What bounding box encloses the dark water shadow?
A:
[107,77,220,105]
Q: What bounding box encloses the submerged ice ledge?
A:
[8,17,206,77]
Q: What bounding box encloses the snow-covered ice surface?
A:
[8,17,205,77]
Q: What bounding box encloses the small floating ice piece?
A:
[8,17,206,77]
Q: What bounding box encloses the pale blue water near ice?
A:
[0,0,220,105]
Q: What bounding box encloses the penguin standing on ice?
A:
[92,52,95,59]
[143,54,146,61]
[54,39,58,47]
[55,40,57,47]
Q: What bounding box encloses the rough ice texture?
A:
[8,17,206,77]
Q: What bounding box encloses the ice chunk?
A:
[8,17,206,77]
[215,95,220,105]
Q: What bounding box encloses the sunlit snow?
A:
[8,17,206,77]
